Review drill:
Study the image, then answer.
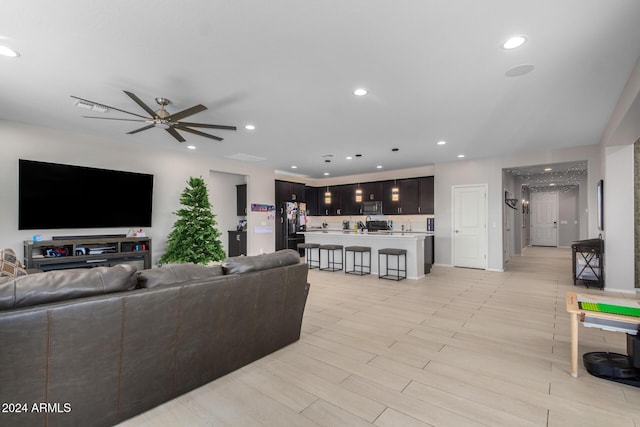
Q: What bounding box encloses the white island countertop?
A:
[301,230,433,279]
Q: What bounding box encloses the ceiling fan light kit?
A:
[70,90,237,143]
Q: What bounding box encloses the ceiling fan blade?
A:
[71,95,149,119]
[127,124,155,135]
[82,116,148,122]
[168,104,207,121]
[177,122,237,131]
[166,127,186,142]
[123,90,159,118]
[174,125,223,141]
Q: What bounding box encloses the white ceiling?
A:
[1,1,640,179]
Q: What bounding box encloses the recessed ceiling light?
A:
[187,145,196,150]
[549,183,556,186]
[291,165,297,169]
[324,172,330,176]
[353,88,368,96]
[437,140,446,145]
[346,156,353,160]
[502,35,527,50]
[245,124,255,130]
[457,154,465,158]
[391,148,399,152]
[355,154,362,157]
[376,165,383,169]
[544,168,552,171]
[0,45,20,57]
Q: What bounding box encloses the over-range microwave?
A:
[362,201,382,214]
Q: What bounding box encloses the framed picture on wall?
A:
[597,179,604,230]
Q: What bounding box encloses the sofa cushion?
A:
[0,248,28,277]
[135,263,224,289]
[222,249,301,275]
[0,264,137,310]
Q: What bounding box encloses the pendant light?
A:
[355,184,362,203]
[391,180,399,202]
[324,186,331,204]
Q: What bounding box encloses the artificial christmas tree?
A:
[159,176,226,264]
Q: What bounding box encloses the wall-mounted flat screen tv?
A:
[19,159,154,230]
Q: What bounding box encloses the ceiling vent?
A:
[74,99,110,113]
[225,153,266,162]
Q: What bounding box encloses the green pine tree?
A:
[159,176,225,265]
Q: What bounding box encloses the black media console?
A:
[23,236,151,271]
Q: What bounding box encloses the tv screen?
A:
[19,159,154,230]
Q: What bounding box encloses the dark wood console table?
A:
[24,236,151,271]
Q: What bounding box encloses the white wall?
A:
[603,144,635,292]
[0,120,276,265]
[434,145,601,271]
[558,188,580,247]
[598,56,640,292]
[209,171,246,257]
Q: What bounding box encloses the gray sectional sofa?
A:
[0,249,309,427]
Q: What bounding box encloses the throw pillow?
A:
[0,248,28,277]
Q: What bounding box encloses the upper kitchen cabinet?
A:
[338,184,361,215]
[418,176,434,214]
[318,186,341,215]
[275,180,306,202]
[399,178,420,214]
[236,184,247,216]
[382,177,432,214]
[359,181,383,203]
[382,180,400,214]
[304,186,318,216]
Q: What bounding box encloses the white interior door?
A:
[453,185,487,269]
[530,192,558,247]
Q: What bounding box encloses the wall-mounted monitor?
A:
[19,159,154,230]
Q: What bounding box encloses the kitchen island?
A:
[301,230,433,279]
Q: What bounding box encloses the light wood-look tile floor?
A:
[119,247,640,426]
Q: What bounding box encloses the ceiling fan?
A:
[70,90,237,142]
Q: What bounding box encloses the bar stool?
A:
[319,244,343,271]
[378,248,407,281]
[298,243,320,269]
[344,246,371,275]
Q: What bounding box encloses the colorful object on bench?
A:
[579,301,640,318]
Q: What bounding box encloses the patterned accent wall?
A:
[633,139,640,288]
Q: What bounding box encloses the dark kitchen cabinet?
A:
[304,186,318,216]
[418,176,434,214]
[360,181,383,203]
[293,182,305,202]
[236,184,247,216]
[399,178,420,214]
[275,180,290,203]
[382,181,401,214]
[275,180,305,203]
[382,178,425,214]
[318,187,340,215]
[228,231,247,257]
[339,184,361,215]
